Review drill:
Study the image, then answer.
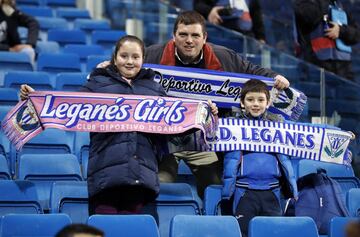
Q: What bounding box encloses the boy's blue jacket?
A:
[222,151,298,201]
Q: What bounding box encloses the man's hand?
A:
[325,22,340,40]
[208,100,218,116]
[97,60,110,68]
[9,44,32,52]
[208,6,224,25]
[20,84,35,101]
[274,75,290,90]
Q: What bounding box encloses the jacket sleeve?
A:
[193,0,215,19]
[278,154,298,199]
[294,0,326,30]
[249,0,266,40]
[16,10,39,47]
[222,150,241,199]
[338,10,360,45]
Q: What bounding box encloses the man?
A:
[144,11,289,199]
[294,0,360,80]
[0,0,39,63]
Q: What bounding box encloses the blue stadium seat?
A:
[18,128,75,155]
[86,55,110,72]
[249,216,318,237]
[63,44,104,62]
[4,71,54,90]
[1,213,71,237]
[74,132,90,178]
[88,215,160,237]
[37,53,81,73]
[36,41,60,54]
[91,30,126,51]
[144,183,201,237]
[17,0,43,6]
[0,180,43,215]
[47,0,76,7]
[50,181,88,223]
[56,8,91,20]
[328,217,359,237]
[18,6,53,17]
[74,19,111,32]
[204,185,222,215]
[0,88,19,105]
[55,72,88,91]
[48,29,87,46]
[0,106,12,164]
[207,37,243,53]
[36,16,68,33]
[0,52,33,71]
[0,155,10,180]
[170,215,241,237]
[18,154,82,210]
[297,159,355,178]
[346,188,360,217]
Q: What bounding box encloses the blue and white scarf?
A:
[145,64,307,121]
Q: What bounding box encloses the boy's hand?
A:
[274,75,290,90]
[20,84,35,101]
[208,100,218,116]
[97,60,110,68]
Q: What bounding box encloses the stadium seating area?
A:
[0,0,359,236]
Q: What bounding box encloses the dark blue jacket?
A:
[80,65,167,201]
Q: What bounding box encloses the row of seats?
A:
[0,181,199,237]
[0,213,357,237]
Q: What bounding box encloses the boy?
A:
[222,79,298,237]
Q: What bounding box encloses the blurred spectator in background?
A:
[345,220,360,237]
[194,0,266,43]
[55,224,104,237]
[294,0,360,80]
[0,0,39,63]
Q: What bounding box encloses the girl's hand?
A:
[19,84,35,101]
[208,100,218,116]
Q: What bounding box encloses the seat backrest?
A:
[249,216,318,237]
[298,159,355,178]
[346,188,360,217]
[88,215,160,237]
[144,183,200,237]
[0,180,43,215]
[36,17,68,31]
[204,185,222,215]
[36,41,60,54]
[37,53,81,73]
[18,154,82,211]
[55,72,88,91]
[63,44,104,61]
[1,213,71,236]
[91,30,126,50]
[4,71,54,90]
[47,0,76,7]
[50,181,88,223]
[47,29,87,46]
[74,19,111,32]
[0,52,33,71]
[170,215,241,237]
[329,217,359,237]
[86,55,110,72]
[0,88,18,105]
[18,6,53,17]
[56,8,91,20]
[0,155,10,180]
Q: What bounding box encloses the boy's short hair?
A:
[173,11,207,35]
[240,79,270,103]
[55,224,104,237]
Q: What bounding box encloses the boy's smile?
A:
[241,92,270,118]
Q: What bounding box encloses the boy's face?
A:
[241,92,270,117]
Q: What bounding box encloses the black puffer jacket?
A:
[80,65,167,201]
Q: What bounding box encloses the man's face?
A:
[173,23,207,63]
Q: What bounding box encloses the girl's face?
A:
[114,41,143,79]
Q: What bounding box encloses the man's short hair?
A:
[55,224,104,237]
[173,11,207,35]
[240,79,270,103]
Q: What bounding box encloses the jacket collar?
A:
[159,40,223,71]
